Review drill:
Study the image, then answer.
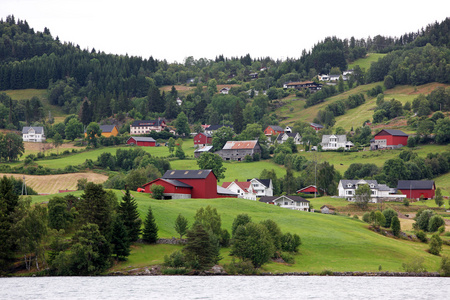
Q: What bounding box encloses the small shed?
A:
[127,136,156,146]
[320,205,335,214]
[194,146,214,158]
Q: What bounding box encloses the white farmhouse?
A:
[247,178,273,197]
[320,135,353,150]
[259,195,309,211]
[338,179,405,202]
[221,180,256,200]
[22,126,46,142]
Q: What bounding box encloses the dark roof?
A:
[248,178,271,188]
[259,195,309,203]
[310,122,323,129]
[340,180,379,190]
[22,126,44,134]
[375,129,408,137]
[162,169,214,179]
[195,132,212,138]
[268,125,284,132]
[206,124,233,131]
[397,180,435,190]
[128,136,156,142]
[132,119,165,127]
[99,125,117,133]
[160,179,193,188]
[276,132,299,141]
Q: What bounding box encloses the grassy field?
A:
[2,89,66,120]
[103,194,450,273]
[348,53,387,71]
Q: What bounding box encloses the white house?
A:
[220,87,230,94]
[22,126,46,142]
[276,132,302,145]
[338,179,405,202]
[259,195,309,211]
[247,178,273,197]
[221,180,256,200]
[320,135,353,150]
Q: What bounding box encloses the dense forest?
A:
[1,15,449,130]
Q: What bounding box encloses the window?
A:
[284,202,288,205]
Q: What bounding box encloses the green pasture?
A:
[116,194,448,273]
[348,53,387,71]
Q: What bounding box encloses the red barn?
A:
[264,125,284,136]
[297,185,319,195]
[371,129,408,150]
[194,132,212,147]
[310,122,324,132]
[397,180,436,200]
[142,169,221,199]
[127,136,156,146]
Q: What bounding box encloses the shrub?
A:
[391,216,401,237]
[243,155,253,163]
[353,215,359,220]
[416,231,428,243]
[164,250,186,268]
[150,185,165,199]
[162,268,188,275]
[281,232,301,253]
[428,215,445,233]
[402,256,427,273]
[438,225,445,235]
[382,208,398,228]
[415,210,434,231]
[280,252,295,264]
[223,258,257,275]
[429,233,443,255]
[403,198,410,206]
[362,212,370,223]
[440,256,450,276]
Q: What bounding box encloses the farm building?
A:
[204,124,233,135]
[338,179,405,202]
[283,81,322,92]
[370,129,408,150]
[297,185,320,195]
[310,122,323,132]
[320,135,353,150]
[221,180,256,200]
[264,125,284,136]
[276,132,302,144]
[130,119,166,134]
[142,169,234,199]
[22,126,45,142]
[397,180,436,200]
[194,146,213,158]
[194,132,212,147]
[320,205,335,214]
[126,136,156,146]
[84,125,119,138]
[259,195,310,211]
[216,140,261,161]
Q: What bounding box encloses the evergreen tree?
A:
[175,112,190,136]
[391,216,401,237]
[142,205,158,243]
[233,101,244,134]
[183,222,220,270]
[110,217,130,260]
[118,189,142,243]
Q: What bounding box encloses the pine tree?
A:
[142,205,158,243]
[391,216,401,237]
[118,189,142,243]
[110,217,130,260]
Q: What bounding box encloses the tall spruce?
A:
[110,217,130,260]
[118,189,142,243]
[142,205,158,243]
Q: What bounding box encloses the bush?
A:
[223,258,257,275]
[382,208,398,228]
[150,184,165,199]
[440,256,450,276]
[402,256,427,273]
[415,209,434,231]
[403,198,410,206]
[428,215,445,233]
[281,232,301,253]
[391,216,401,237]
[362,212,370,223]
[416,231,428,243]
[164,250,186,268]
[243,155,253,162]
[438,225,446,235]
[429,233,443,255]
[280,252,295,264]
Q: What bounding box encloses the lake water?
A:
[0,276,448,299]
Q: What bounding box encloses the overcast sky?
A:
[2,0,449,63]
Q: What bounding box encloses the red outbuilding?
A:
[297,185,319,195]
[194,132,212,147]
[127,136,156,146]
[264,125,284,136]
[142,169,228,199]
[371,129,408,150]
[397,180,436,200]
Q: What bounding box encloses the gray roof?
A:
[162,169,214,179]
[277,132,300,141]
[268,125,284,132]
[248,178,271,188]
[128,136,156,142]
[310,123,323,129]
[259,195,309,203]
[22,126,44,134]
[160,179,193,188]
[99,125,117,133]
[217,185,239,196]
[397,180,435,190]
[377,184,391,191]
[206,124,233,131]
[375,129,409,137]
[132,119,165,127]
[340,180,379,190]
[194,146,213,153]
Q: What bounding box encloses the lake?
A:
[0,276,448,299]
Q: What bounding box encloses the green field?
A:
[348,53,387,71]
[47,192,449,273]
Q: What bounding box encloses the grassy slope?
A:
[104,193,449,273]
[348,53,387,71]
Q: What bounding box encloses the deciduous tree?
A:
[196,152,226,181]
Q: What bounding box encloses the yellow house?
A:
[85,125,119,138]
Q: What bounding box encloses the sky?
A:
[2,0,449,63]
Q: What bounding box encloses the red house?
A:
[264,125,284,136]
[142,169,226,199]
[397,180,436,200]
[310,122,324,132]
[127,136,156,146]
[194,132,212,147]
[371,129,408,150]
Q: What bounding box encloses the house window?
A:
[347,184,352,188]
[346,190,353,195]
[284,202,288,205]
